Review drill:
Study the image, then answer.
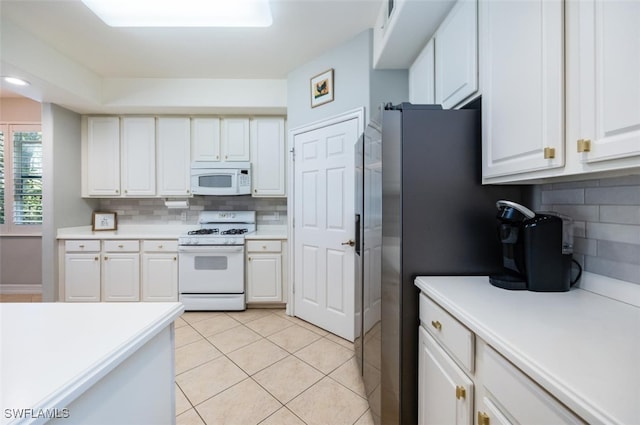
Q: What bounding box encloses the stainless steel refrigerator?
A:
[354,102,527,425]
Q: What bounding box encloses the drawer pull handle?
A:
[94,257,99,261]
[543,147,556,159]
[478,412,490,425]
[455,386,466,400]
[118,244,124,248]
[158,245,163,249]
[577,138,592,153]
[173,257,177,261]
[431,320,442,331]
[79,244,85,248]
[104,256,109,260]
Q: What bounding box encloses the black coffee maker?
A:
[489,200,579,292]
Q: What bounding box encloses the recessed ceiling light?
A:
[81,0,272,27]
[2,76,31,87]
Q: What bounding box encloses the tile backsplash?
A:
[533,175,640,284]
[98,196,287,226]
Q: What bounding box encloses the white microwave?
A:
[190,162,251,195]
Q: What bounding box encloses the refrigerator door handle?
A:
[355,214,361,256]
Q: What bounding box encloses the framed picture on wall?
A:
[310,68,334,108]
[92,211,117,231]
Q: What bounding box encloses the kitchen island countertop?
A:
[0,302,184,425]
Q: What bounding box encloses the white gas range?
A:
[178,211,256,311]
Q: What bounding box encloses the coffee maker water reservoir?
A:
[489,200,581,292]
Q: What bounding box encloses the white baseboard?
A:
[0,284,43,294]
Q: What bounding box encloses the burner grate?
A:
[188,228,219,235]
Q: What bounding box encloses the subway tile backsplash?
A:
[98,196,288,226]
[534,175,640,284]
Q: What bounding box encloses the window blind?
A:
[12,130,42,225]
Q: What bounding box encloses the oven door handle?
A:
[178,245,244,254]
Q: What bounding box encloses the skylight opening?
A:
[81,0,273,28]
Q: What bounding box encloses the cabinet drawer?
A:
[246,240,282,253]
[65,240,101,252]
[103,240,140,252]
[142,240,178,252]
[481,344,583,424]
[419,293,474,373]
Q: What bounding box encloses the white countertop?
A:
[57,225,287,240]
[0,302,184,425]
[245,225,288,240]
[414,275,640,425]
[57,225,191,240]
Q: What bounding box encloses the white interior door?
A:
[293,116,359,341]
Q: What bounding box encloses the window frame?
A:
[0,123,43,236]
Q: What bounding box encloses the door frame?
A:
[286,107,365,317]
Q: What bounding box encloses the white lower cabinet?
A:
[419,292,584,425]
[418,327,474,425]
[476,340,583,424]
[246,239,286,304]
[64,240,101,302]
[141,240,178,302]
[102,240,140,302]
[62,238,179,302]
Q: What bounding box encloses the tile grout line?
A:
[175,310,369,425]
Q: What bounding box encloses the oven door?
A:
[178,245,245,293]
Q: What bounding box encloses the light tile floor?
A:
[0,296,372,424]
[175,309,374,425]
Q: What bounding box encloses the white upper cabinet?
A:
[121,117,156,196]
[435,0,478,109]
[221,118,250,161]
[250,118,286,197]
[191,117,221,162]
[157,117,191,197]
[480,0,564,179]
[570,0,640,165]
[409,38,435,105]
[86,117,121,196]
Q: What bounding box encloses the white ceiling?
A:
[0,0,381,81]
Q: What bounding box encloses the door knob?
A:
[341,240,355,247]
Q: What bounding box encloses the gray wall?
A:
[0,237,42,290]
[532,175,640,285]
[287,29,408,130]
[42,103,97,301]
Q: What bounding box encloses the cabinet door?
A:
[576,0,640,164]
[65,253,101,302]
[247,253,282,302]
[141,253,178,301]
[121,117,156,196]
[250,118,286,197]
[418,327,473,425]
[480,0,564,178]
[435,0,478,109]
[87,117,120,196]
[191,117,221,162]
[102,253,140,301]
[222,118,250,161]
[157,117,191,196]
[480,343,583,424]
[409,38,435,105]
